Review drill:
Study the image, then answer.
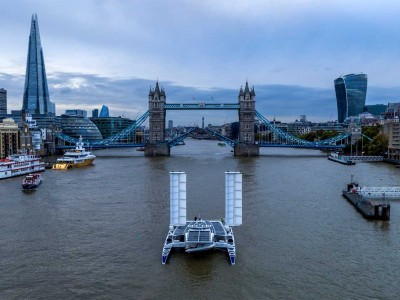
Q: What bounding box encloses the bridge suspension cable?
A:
[205,127,237,147]
[255,110,350,148]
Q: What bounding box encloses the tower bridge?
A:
[55,81,352,156]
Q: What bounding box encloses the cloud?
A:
[2,1,400,89]
[1,71,398,125]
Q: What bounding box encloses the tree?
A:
[367,134,388,156]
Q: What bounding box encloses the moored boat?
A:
[52,136,96,170]
[0,154,45,180]
[22,173,42,190]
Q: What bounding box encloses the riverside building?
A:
[334,74,367,123]
[0,119,20,158]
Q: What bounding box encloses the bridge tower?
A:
[145,81,170,156]
[235,81,259,156]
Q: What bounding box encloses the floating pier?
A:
[342,179,390,221]
[328,152,355,165]
[162,171,242,265]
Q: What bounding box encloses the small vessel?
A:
[52,136,96,170]
[162,171,242,265]
[136,147,145,151]
[328,152,355,165]
[0,154,45,180]
[176,141,185,146]
[22,173,42,190]
[218,142,226,147]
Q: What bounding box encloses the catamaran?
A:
[162,171,243,265]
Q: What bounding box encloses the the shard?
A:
[22,14,55,115]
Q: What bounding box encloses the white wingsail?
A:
[170,171,187,226]
[225,171,242,226]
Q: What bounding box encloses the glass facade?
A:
[90,117,138,143]
[99,105,109,117]
[61,115,103,143]
[0,88,6,115]
[334,74,367,123]
[22,14,55,115]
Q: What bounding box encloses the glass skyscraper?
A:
[334,74,367,123]
[0,88,6,115]
[22,14,55,115]
[99,105,110,117]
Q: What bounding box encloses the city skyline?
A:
[1,1,400,124]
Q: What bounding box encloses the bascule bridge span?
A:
[145,81,259,157]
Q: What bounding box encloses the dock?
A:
[328,153,355,165]
[342,181,390,221]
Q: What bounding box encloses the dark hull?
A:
[22,180,42,190]
[342,192,390,221]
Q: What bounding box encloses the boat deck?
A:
[162,220,236,265]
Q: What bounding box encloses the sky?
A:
[1,0,400,125]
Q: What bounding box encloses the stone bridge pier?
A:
[145,80,259,157]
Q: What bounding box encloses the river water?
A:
[1,138,399,299]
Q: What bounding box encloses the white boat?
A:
[52,136,96,170]
[0,154,45,180]
[162,171,242,265]
[22,173,43,190]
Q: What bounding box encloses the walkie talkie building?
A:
[334,74,367,123]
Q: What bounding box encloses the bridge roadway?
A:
[54,105,352,150]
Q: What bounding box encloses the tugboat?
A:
[52,136,96,170]
[22,173,42,190]
[162,171,242,265]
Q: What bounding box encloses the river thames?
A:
[1,139,399,299]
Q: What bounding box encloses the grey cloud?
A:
[1,72,399,124]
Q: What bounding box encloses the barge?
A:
[162,171,242,265]
[342,178,390,221]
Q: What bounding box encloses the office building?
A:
[90,117,138,143]
[0,88,6,115]
[60,115,103,143]
[334,74,367,123]
[92,109,99,118]
[22,14,56,115]
[382,120,400,162]
[0,118,20,158]
[99,105,109,117]
[65,109,87,118]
